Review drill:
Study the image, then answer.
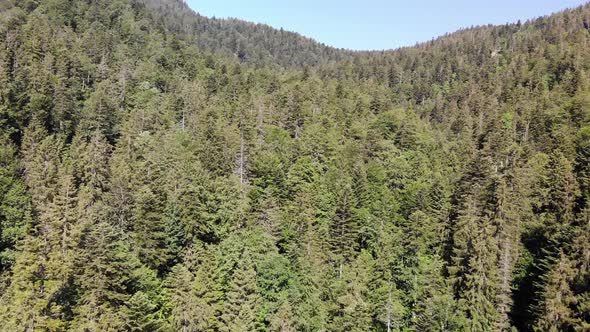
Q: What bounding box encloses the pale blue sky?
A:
[185,0,587,50]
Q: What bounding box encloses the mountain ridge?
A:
[142,0,590,62]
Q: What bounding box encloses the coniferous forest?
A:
[0,0,589,331]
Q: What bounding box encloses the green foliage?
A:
[0,0,589,331]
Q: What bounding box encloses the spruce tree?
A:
[220,251,262,332]
[72,218,137,332]
[131,185,170,271]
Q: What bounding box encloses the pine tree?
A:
[72,218,137,332]
[412,256,463,331]
[4,131,79,331]
[535,251,578,331]
[79,80,120,139]
[547,151,580,225]
[1,1,590,330]
[0,137,31,272]
[288,187,332,331]
[257,254,295,331]
[131,185,170,271]
[42,158,80,320]
[72,131,111,208]
[491,170,529,331]
[124,291,167,332]
[220,251,261,332]
[329,177,360,268]
[165,264,202,332]
[328,250,374,332]
[450,194,499,332]
[576,126,590,202]
[571,208,590,329]
[164,245,223,332]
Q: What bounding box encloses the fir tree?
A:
[220,251,262,332]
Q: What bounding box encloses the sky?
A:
[185,0,587,51]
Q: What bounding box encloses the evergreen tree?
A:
[328,251,374,332]
[0,1,589,330]
[220,251,262,332]
[535,251,578,331]
[131,185,170,271]
[72,218,137,332]
[329,175,360,268]
[450,194,499,332]
[0,137,30,273]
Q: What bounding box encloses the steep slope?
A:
[0,0,588,331]
[339,5,590,330]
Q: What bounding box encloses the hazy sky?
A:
[185,0,587,50]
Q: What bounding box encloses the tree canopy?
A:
[0,0,589,331]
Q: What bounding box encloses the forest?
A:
[0,0,589,331]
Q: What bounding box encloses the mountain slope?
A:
[0,0,588,331]
[138,0,353,67]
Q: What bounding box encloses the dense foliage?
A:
[0,0,589,331]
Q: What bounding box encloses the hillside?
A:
[0,0,589,331]
[138,0,353,67]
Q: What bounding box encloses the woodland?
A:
[0,0,589,331]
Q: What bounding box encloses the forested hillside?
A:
[136,0,352,67]
[0,0,589,331]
